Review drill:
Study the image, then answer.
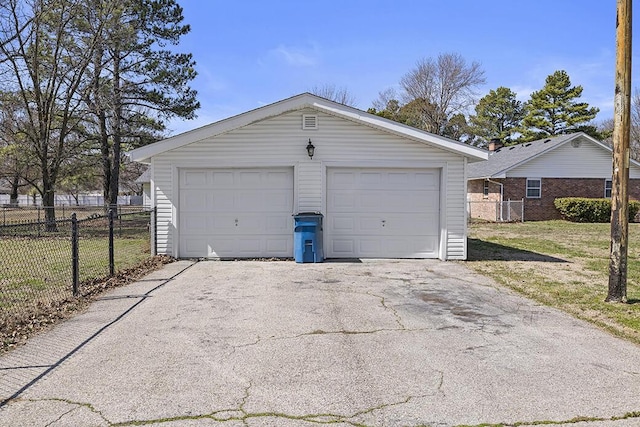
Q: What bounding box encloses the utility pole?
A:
[608,0,632,303]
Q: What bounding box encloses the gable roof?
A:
[134,168,150,184]
[467,132,635,179]
[127,93,488,163]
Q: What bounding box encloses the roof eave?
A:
[309,101,488,161]
[127,92,488,162]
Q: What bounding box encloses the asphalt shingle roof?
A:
[134,168,150,183]
[467,133,584,179]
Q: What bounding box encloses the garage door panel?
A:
[235,190,263,210]
[260,191,293,211]
[330,213,436,235]
[211,191,237,211]
[266,238,289,253]
[180,213,211,233]
[330,192,356,210]
[237,171,262,187]
[332,216,355,232]
[182,170,208,187]
[180,189,209,211]
[360,172,382,186]
[360,216,383,231]
[331,171,357,186]
[358,239,381,255]
[211,171,234,187]
[207,238,236,257]
[266,215,291,233]
[179,168,293,258]
[327,168,440,259]
[331,239,354,255]
[181,237,211,258]
[266,170,294,187]
[330,191,438,213]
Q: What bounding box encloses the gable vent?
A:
[302,114,318,130]
[571,140,581,148]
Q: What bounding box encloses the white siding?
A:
[151,108,469,259]
[142,183,151,208]
[508,139,640,179]
[297,161,322,213]
[152,158,173,255]
[445,160,467,260]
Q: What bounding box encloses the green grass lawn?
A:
[466,220,640,343]
[0,236,150,313]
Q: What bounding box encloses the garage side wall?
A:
[151,108,468,259]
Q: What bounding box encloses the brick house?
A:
[467,132,640,221]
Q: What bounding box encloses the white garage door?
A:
[179,168,293,258]
[326,168,440,258]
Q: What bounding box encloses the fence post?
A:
[71,213,79,296]
[109,208,115,276]
[521,198,525,222]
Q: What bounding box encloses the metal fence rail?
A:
[0,207,156,338]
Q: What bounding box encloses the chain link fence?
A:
[468,199,525,222]
[0,207,156,346]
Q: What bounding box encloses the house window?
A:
[526,178,541,198]
[483,180,489,198]
[605,179,612,198]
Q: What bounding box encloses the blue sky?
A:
[167,1,637,135]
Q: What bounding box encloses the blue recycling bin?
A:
[293,213,324,263]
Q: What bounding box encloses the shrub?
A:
[554,197,640,223]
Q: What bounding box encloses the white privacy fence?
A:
[0,194,142,206]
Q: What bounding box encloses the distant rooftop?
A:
[468,133,590,179]
[135,169,150,184]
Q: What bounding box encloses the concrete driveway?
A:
[1,260,640,427]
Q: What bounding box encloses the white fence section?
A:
[0,194,142,206]
[468,199,524,222]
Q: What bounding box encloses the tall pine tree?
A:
[469,86,523,146]
[520,70,598,141]
[84,0,199,208]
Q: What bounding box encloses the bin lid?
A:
[293,212,323,217]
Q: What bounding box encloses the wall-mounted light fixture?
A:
[306,138,315,159]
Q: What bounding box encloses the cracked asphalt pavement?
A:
[1,259,640,427]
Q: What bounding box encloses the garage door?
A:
[326,168,440,258]
[179,168,293,258]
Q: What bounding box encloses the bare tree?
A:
[400,53,485,135]
[0,0,101,228]
[600,87,640,160]
[309,84,357,107]
[0,91,38,205]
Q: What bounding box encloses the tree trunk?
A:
[108,50,122,210]
[42,182,57,232]
[100,109,111,211]
[9,175,19,206]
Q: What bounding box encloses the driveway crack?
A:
[19,397,111,425]
[368,291,406,329]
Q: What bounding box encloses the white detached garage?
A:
[128,93,487,260]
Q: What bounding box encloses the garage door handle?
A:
[235,218,238,227]
[381,220,386,227]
